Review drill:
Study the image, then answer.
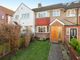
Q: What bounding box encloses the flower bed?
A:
[64,38,80,60]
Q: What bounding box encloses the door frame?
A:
[50,26,63,42]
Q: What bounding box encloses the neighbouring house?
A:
[33,2,80,42]
[12,3,35,34]
[0,6,14,24]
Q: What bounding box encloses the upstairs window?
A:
[2,16,4,19]
[0,15,5,20]
[66,9,76,17]
[21,13,29,19]
[37,11,48,18]
[52,9,60,16]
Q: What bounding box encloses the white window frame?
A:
[52,9,60,17]
[66,28,70,35]
[37,11,48,18]
[21,13,29,19]
[69,27,78,41]
[66,9,76,17]
[2,15,4,19]
[79,8,80,16]
[36,26,48,33]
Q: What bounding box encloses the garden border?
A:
[64,41,80,60]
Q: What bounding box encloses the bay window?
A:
[36,26,48,33]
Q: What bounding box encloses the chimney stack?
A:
[38,3,42,8]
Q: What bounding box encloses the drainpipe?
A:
[76,8,79,25]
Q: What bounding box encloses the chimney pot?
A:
[38,3,42,8]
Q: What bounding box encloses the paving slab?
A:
[48,43,63,60]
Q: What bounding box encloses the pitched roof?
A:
[14,3,33,15]
[33,3,65,12]
[0,6,14,16]
[50,18,75,25]
[66,2,80,9]
[33,2,80,12]
[60,20,75,25]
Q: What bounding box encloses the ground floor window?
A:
[36,26,48,33]
[70,28,77,39]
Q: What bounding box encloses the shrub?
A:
[24,32,32,47]
[70,38,78,49]
[0,23,20,55]
[0,45,3,55]
[19,37,25,48]
[70,38,80,55]
[76,44,80,55]
[19,29,32,48]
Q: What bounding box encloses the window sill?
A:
[52,15,60,17]
[36,32,50,33]
[66,15,76,17]
[36,17,49,18]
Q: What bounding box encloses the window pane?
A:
[37,11,48,18]
[74,29,77,36]
[52,10,60,16]
[2,16,4,19]
[37,26,46,32]
[21,13,29,19]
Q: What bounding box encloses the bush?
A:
[19,37,25,48]
[24,32,32,47]
[70,38,80,55]
[70,38,78,49]
[0,23,20,56]
[19,29,32,48]
[76,44,80,55]
[0,45,3,55]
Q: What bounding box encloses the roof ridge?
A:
[33,2,80,12]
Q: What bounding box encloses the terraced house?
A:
[33,2,80,42]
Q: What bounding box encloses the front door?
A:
[51,26,62,42]
[70,28,77,40]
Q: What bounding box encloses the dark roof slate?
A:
[33,2,80,12]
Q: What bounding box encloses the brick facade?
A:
[79,16,80,25]
[35,33,50,40]
[64,26,80,41]
[34,3,80,41]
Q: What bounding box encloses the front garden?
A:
[0,22,50,60]
[1,40,50,60]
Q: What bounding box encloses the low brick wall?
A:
[35,33,50,39]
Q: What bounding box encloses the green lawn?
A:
[1,40,50,60]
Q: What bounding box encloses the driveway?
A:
[48,43,63,60]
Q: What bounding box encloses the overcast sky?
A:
[0,0,76,11]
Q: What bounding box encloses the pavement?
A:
[48,43,63,60]
[48,42,71,60]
